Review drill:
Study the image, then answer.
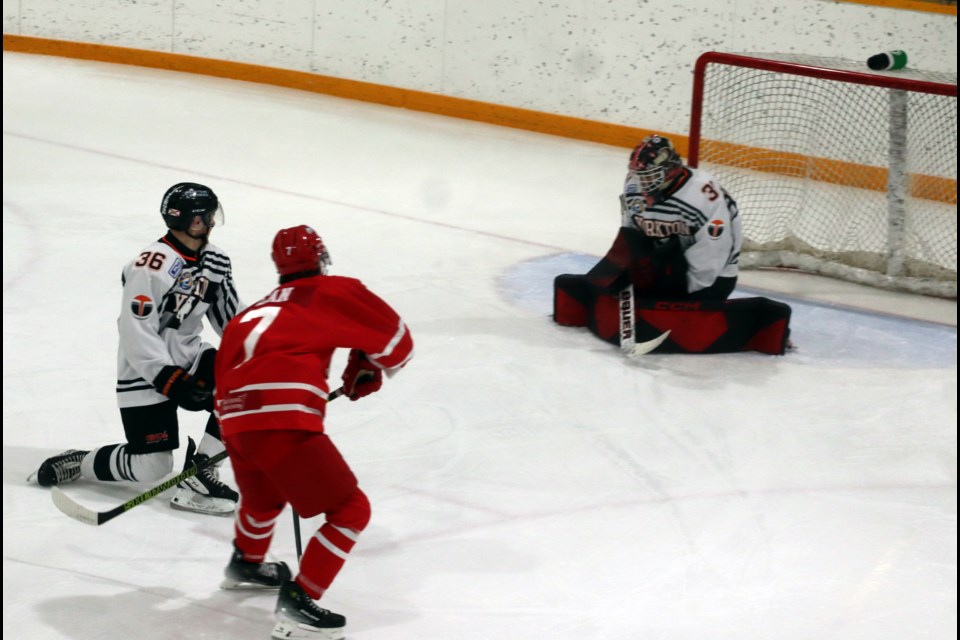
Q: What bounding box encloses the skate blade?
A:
[169,499,235,517]
[220,578,283,591]
[272,620,345,640]
[169,489,236,516]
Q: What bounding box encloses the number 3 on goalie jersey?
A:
[238,306,280,365]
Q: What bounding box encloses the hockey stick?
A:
[52,386,347,526]
[292,386,348,559]
[51,450,229,526]
[293,509,304,561]
[618,284,671,358]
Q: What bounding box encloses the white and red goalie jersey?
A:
[214,274,414,434]
[622,166,743,294]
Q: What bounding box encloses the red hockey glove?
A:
[341,349,383,401]
[154,365,213,412]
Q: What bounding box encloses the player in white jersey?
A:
[33,183,244,516]
[620,134,742,299]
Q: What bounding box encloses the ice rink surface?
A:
[3,52,957,640]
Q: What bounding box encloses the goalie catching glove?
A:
[341,349,383,401]
[154,365,213,411]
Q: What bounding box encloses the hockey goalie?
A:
[553,134,792,355]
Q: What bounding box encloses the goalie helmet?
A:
[272,225,332,278]
[160,182,222,231]
[626,135,684,196]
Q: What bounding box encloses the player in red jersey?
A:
[214,225,414,640]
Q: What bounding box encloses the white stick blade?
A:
[51,487,99,526]
[625,330,671,357]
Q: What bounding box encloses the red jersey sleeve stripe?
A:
[231,381,330,399]
[369,321,414,371]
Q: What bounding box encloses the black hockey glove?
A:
[651,236,688,287]
[154,365,213,412]
[341,349,383,401]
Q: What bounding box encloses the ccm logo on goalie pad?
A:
[653,301,701,311]
[130,295,154,318]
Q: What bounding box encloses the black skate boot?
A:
[272,581,346,640]
[221,543,292,590]
[35,450,89,487]
[169,437,238,516]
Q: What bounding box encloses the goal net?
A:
[688,52,957,298]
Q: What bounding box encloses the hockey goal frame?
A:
[688,51,957,298]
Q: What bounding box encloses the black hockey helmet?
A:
[626,135,684,196]
[160,182,222,231]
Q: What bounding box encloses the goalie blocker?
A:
[554,228,791,355]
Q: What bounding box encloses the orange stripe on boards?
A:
[5,35,954,203]
[832,0,957,16]
[1,34,663,151]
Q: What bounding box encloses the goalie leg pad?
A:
[552,227,792,355]
[572,293,792,355]
[632,297,792,355]
[589,290,623,344]
[553,274,592,327]
[553,227,689,332]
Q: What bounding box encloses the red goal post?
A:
[688,52,957,298]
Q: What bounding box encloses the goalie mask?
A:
[160,182,224,232]
[272,224,332,279]
[625,135,684,197]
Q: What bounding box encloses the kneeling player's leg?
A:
[80,401,178,482]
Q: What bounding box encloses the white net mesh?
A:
[690,53,957,298]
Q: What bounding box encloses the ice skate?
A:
[169,438,238,516]
[221,543,292,590]
[34,450,89,487]
[272,581,346,640]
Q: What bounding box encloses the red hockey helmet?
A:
[271,225,332,278]
[626,135,684,196]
